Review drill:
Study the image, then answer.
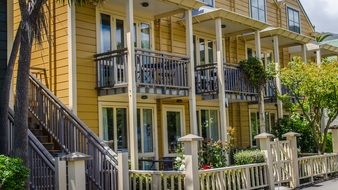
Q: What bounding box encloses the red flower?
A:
[201,164,212,170]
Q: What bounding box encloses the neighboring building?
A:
[9,0,337,170]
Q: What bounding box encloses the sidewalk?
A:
[302,179,338,189]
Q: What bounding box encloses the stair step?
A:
[36,136,50,143]
[30,129,45,136]
[42,143,55,150]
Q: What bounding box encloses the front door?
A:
[163,106,185,157]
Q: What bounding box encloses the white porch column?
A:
[301,44,308,63]
[273,36,283,118]
[216,18,227,141]
[185,9,198,135]
[316,49,321,64]
[126,0,138,169]
[255,31,266,133]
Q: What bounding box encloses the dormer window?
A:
[200,0,214,7]
[250,0,266,22]
[287,7,300,33]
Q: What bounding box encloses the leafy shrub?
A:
[199,140,229,169]
[234,150,265,165]
[0,155,29,190]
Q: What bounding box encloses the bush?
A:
[234,150,265,165]
[0,155,29,190]
[199,140,229,169]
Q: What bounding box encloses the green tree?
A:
[279,58,338,153]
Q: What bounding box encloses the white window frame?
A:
[249,0,267,23]
[162,105,185,157]
[137,106,157,158]
[286,5,301,34]
[197,107,221,141]
[249,110,277,147]
[195,36,216,65]
[98,102,158,159]
[96,8,153,53]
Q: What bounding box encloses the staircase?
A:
[14,74,119,190]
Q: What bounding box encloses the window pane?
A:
[102,108,114,142]
[251,112,259,146]
[251,8,259,20]
[201,110,209,139]
[167,111,181,154]
[101,14,111,52]
[208,41,214,64]
[116,19,124,49]
[251,0,258,7]
[137,109,142,153]
[199,39,205,65]
[143,109,153,153]
[259,10,266,22]
[210,110,219,140]
[258,0,265,9]
[288,8,300,33]
[134,23,137,47]
[201,0,213,7]
[117,108,128,150]
[141,23,150,49]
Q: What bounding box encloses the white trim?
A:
[286,5,301,34]
[67,3,77,113]
[196,107,221,141]
[162,105,185,157]
[249,0,267,23]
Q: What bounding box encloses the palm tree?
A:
[315,33,332,43]
[0,0,102,161]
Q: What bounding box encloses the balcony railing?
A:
[195,64,257,97]
[95,48,189,92]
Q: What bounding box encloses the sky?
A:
[300,0,338,33]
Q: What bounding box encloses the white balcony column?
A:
[216,18,227,141]
[255,31,266,133]
[126,0,138,169]
[185,9,198,135]
[301,44,308,63]
[273,36,283,118]
[316,49,321,64]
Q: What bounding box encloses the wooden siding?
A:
[75,5,98,133]
[0,0,7,67]
[229,102,250,148]
[13,0,69,104]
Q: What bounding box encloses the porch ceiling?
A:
[290,43,338,58]
[243,27,314,49]
[102,0,202,18]
[192,8,269,36]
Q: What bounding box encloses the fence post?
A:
[178,134,203,190]
[283,132,300,189]
[55,157,67,190]
[118,151,130,190]
[61,152,92,190]
[255,133,275,190]
[330,126,338,153]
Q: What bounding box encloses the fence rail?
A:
[8,110,56,190]
[199,163,268,190]
[129,170,185,190]
[298,153,338,186]
[28,74,118,190]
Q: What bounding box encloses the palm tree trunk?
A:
[13,28,32,164]
[258,86,266,133]
[0,28,21,155]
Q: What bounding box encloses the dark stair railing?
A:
[8,109,56,189]
[28,74,118,190]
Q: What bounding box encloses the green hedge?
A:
[234,150,265,165]
[0,155,29,190]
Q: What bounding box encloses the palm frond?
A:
[316,33,332,43]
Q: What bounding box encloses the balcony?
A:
[195,64,257,101]
[95,48,189,96]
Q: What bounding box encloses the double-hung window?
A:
[287,7,300,33]
[250,0,266,22]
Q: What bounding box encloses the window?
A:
[250,112,276,146]
[250,0,266,22]
[137,108,154,154]
[102,107,128,151]
[200,0,214,7]
[163,107,184,156]
[197,109,220,141]
[287,7,300,33]
[100,14,111,52]
[99,13,152,53]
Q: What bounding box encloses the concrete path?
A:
[302,178,338,189]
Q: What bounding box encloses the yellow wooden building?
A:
[9,0,338,170]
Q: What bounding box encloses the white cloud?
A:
[300,0,338,33]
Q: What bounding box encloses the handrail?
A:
[135,48,189,60]
[28,74,118,190]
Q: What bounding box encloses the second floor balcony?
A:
[95,48,189,96]
[195,63,257,101]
